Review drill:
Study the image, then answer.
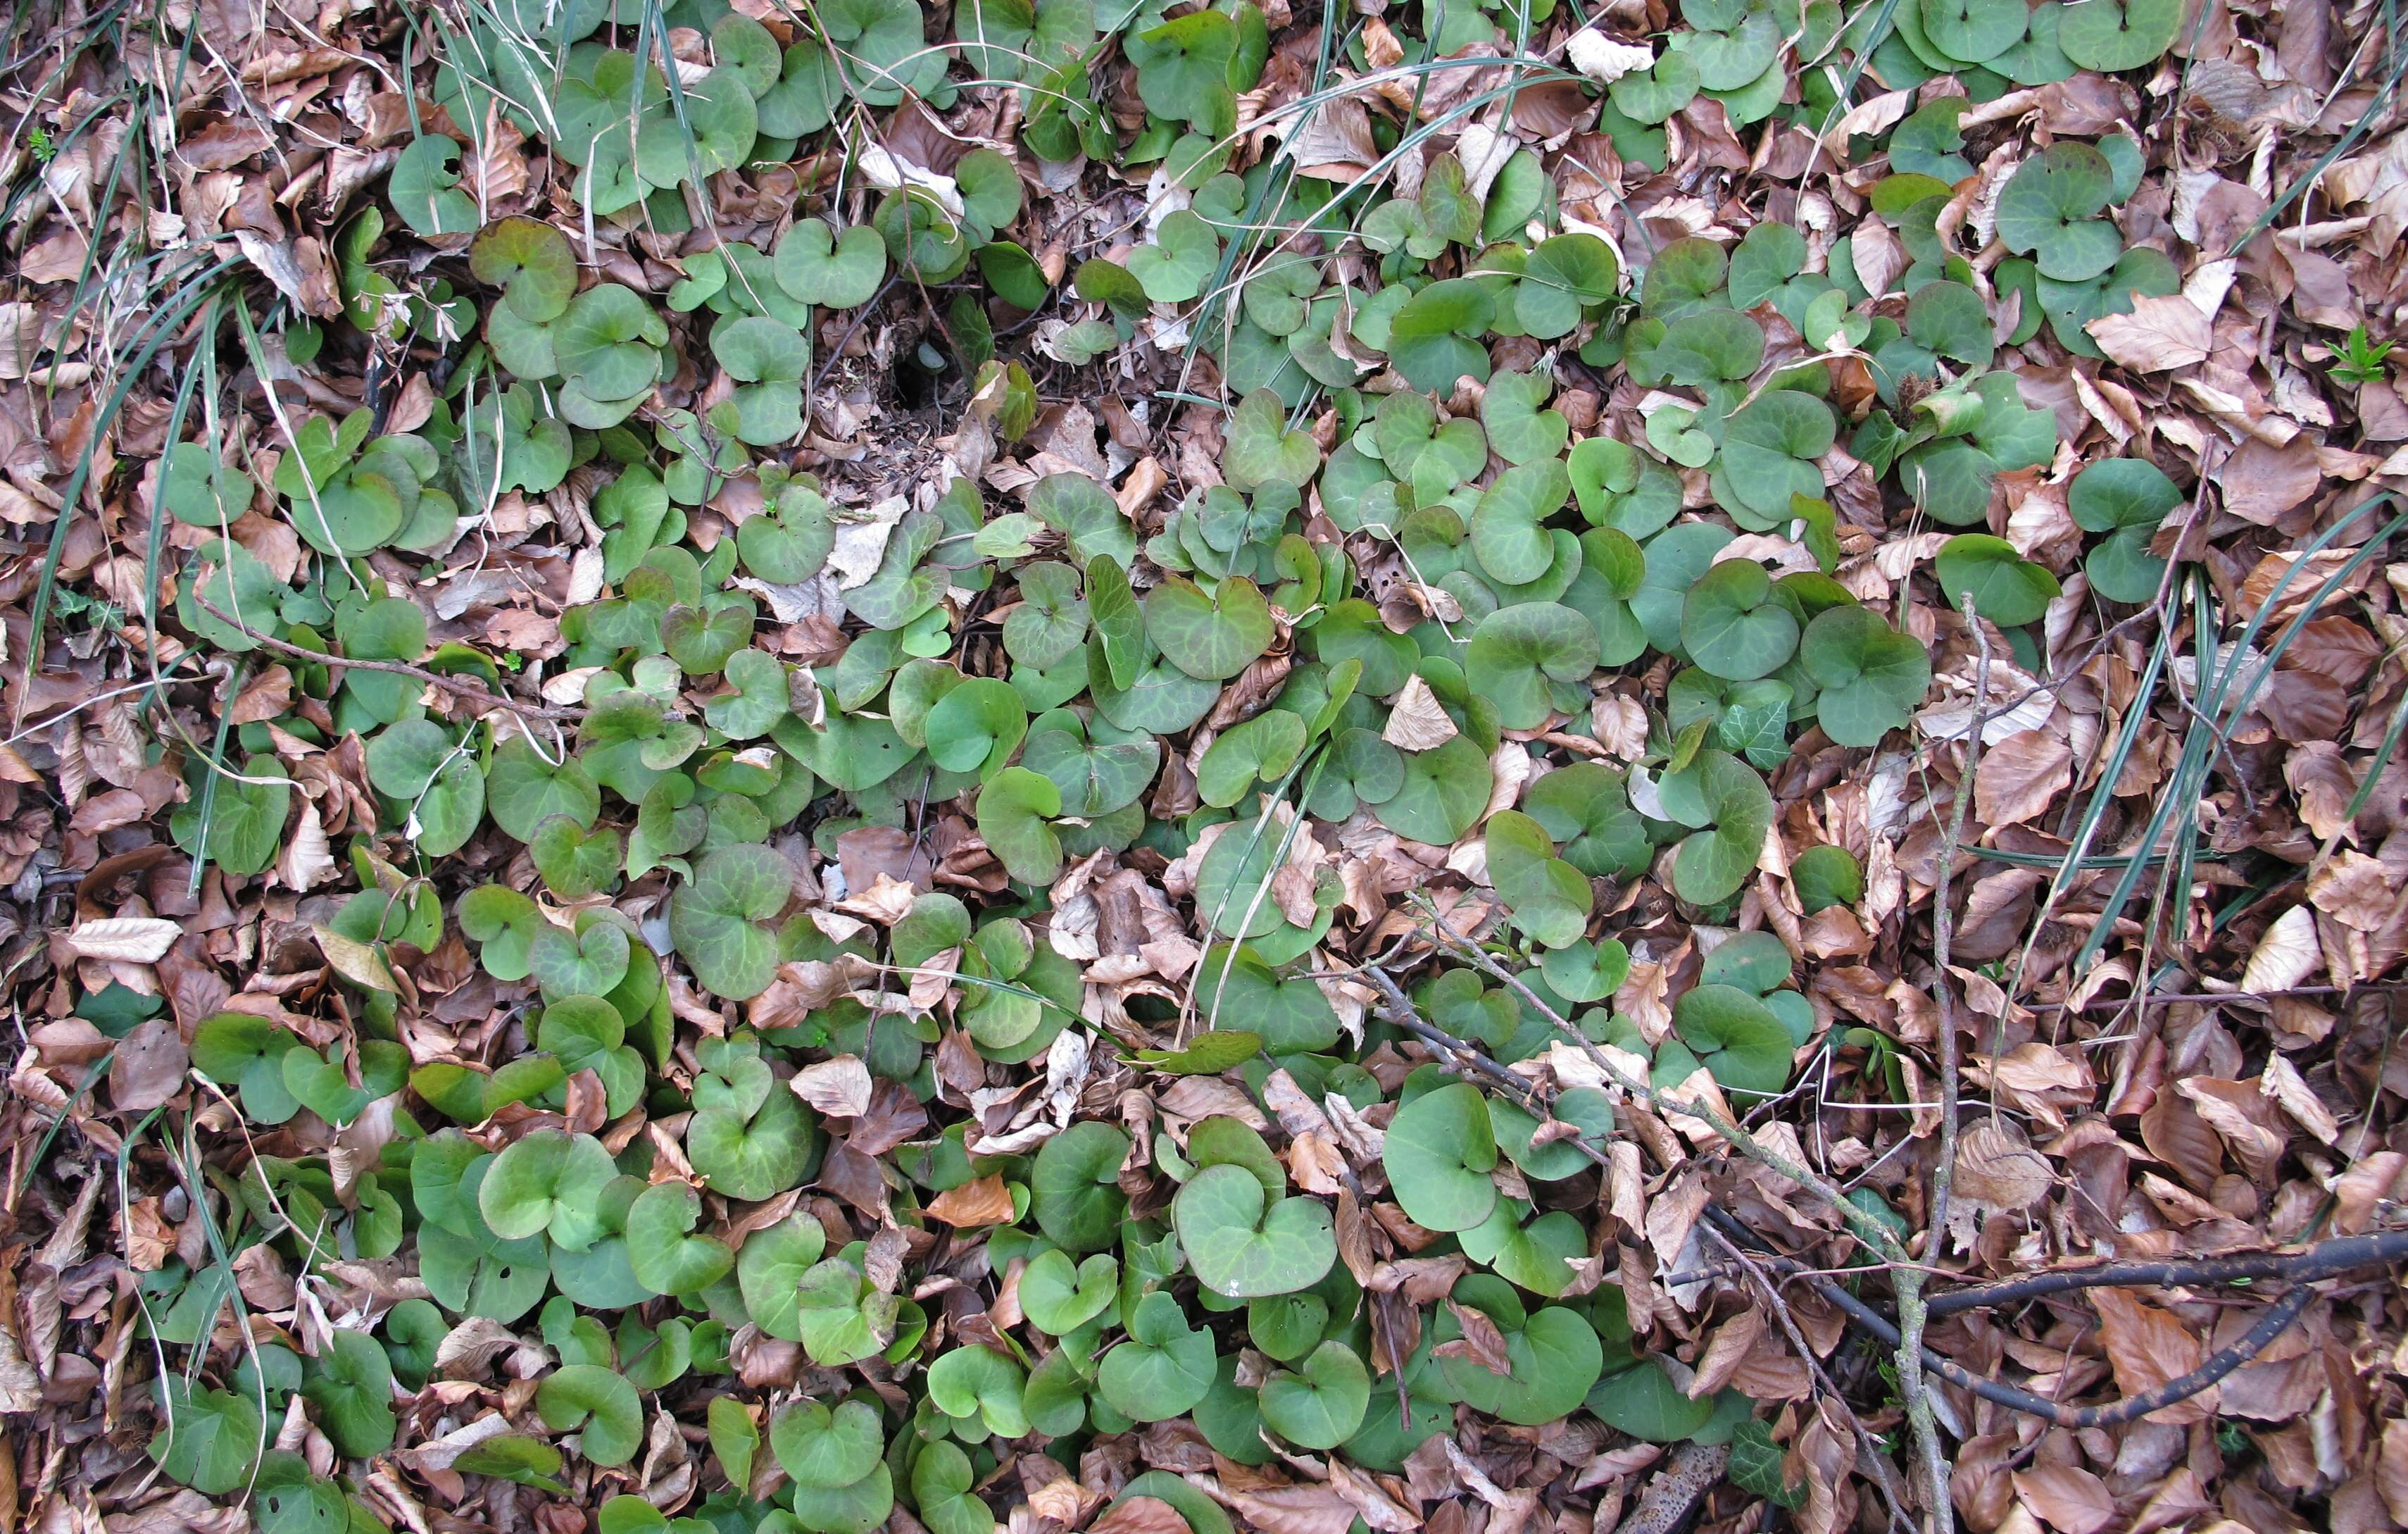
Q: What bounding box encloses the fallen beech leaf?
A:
[2258,1054,2340,1145]
[2309,851,2397,930]
[1225,1485,1366,1534]
[2090,1287,2212,1423]
[1952,1119,2052,1210]
[1091,1498,1191,1534]
[65,917,180,963]
[1383,673,1459,750]
[2012,1464,2117,1534]
[1819,87,1911,149]
[1973,729,2072,828]
[108,1020,189,1113]
[2087,294,2212,371]
[924,1173,1015,1226]
[2240,906,2321,992]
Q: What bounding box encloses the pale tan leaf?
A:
[278,802,337,892]
[2177,1077,2290,1168]
[1819,88,1911,150]
[434,1323,532,1382]
[1952,1119,2053,1210]
[65,917,181,963]
[1566,30,1655,81]
[2220,435,2324,526]
[1383,673,1459,750]
[2258,1053,2340,1145]
[313,924,399,992]
[2241,905,2321,992]
[2086,294,2212,371]
[2309,851,2399,932]
[1327,1459,1420,1532]
[790,1055,874,1118]
[1224,1485,1365,1534]
[1287,96,1381,177]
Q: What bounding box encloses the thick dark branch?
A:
[1926,1230,2408,1316]
[1607,1443,1731,1534]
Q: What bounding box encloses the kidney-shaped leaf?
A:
[668,842,794,1001]
[1174,1163,1338,1299]
[1381,1082,1498,1231]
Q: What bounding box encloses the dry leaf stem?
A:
[1901,601,1991,1534]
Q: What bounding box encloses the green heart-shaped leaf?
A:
[668,843,794,1000]
[927,1347,1030,1438]
[1682,559,1801,681]
[282,1047,370,1126]
[1222,388,1321,492]
[1381,1081,1498,1231]
[775,219,888,308]
[1465,602,1599,730]
[479,1129,619,1247]
[1098,1291,1217,1422]
[1174,1163,1337,1299]
[1933,535,2062,627]
[535,1365,643,1466]
[1995,142,2123,281]
[1029,1121,1129,1252]
[529,915,632,1000]
[1799,606,1930,747]
[300,1328,398,1457]
[1258,1340,1369,1449]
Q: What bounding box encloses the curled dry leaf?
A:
[1382,673,1460,750]
[2240,906,2321,992]
[1951,1119,2054,1211]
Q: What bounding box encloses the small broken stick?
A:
[1610,1442,1732,1534]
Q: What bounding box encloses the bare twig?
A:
[1898,600,1990,1534]
[189,590,587,722]
[1707,1209,2331,1428]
